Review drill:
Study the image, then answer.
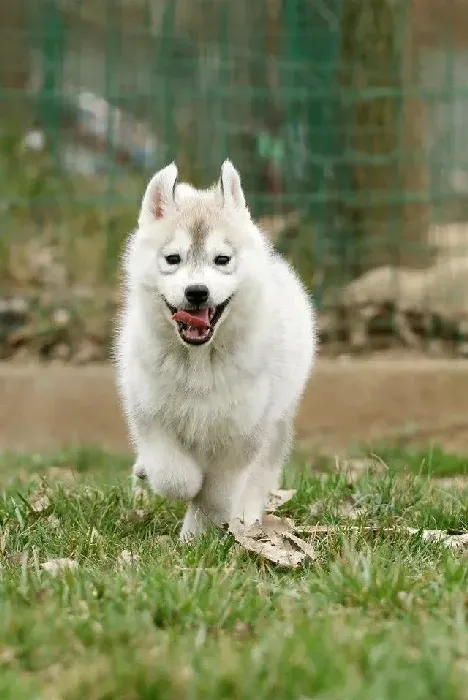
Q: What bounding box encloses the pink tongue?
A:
[171,308,211,330]
[176,308,211,341]
[188,308,210,325]
[178,308,211,341]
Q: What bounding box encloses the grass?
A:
[1,446,468,699]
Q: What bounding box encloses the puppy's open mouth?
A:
[165,299,230,345]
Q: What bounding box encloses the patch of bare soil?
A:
[2,358,468,454]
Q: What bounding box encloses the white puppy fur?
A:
[114,160,316,540]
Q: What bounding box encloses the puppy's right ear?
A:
[138,162,178,225]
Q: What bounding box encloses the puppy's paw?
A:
[144,459,203,502]
[231,499,264,528]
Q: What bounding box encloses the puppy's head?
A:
[126,160,269,347]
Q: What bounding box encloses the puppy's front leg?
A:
[231,460,281,527]
[180,466,241,541]
[231,422,292,526]
[180,504,212,542]
[136,424,203,502]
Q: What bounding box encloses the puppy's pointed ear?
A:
[138,162,178,225]
[218,159,246,209]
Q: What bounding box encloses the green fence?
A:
[1,0,468,357]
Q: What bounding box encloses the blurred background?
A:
[1,0,468,363]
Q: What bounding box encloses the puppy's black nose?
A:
[185,284,209,306]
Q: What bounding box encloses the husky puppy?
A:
[115,160,316,540]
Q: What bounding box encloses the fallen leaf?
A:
[41,558,78,576]
[297,524,412,538]
[120,508,150,524]
[282,532,318,559]
[262,514,296,533]
[229,514,317,568]
[117,549,140,566]
[337,499,363,520]
[295,524,468,553]
[0,647,15,665]
[417,529,468,551]
[47,514,60,529]
[265,489,296,512]
[29,488,51,514]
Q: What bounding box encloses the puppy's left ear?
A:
[218,159,246,209]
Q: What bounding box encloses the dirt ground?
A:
[3,357,468,455]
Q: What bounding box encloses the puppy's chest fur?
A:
[144,350,269,459]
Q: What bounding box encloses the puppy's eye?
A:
[165,254,181,265]
[214,255,231,266]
